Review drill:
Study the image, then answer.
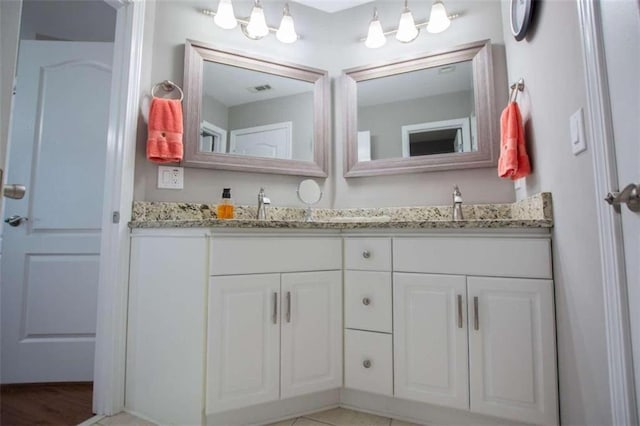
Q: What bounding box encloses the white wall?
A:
[135,0,514,207]
[500,0,613,424]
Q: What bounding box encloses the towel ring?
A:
[152,80,184,102]
[509,78,525,103]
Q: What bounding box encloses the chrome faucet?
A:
[257,187,271,220]
[452,185,464,221]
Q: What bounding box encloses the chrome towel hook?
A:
[509,78,525,103]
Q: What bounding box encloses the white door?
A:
[281,270,342,399]
[599,0,640,413]
[393,273,469,410]
[467,277,557,426]
[207,274,281,413]
[1,41,113,383]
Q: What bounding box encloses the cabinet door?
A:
[394,273,469,410]
[207,274,281,413]
[281,271,342,398]
[468,277,558,426]
[126,234,207,425]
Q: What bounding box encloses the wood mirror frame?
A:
[183,39,330,177]
[342,40,498,177]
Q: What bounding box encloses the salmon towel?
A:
[498,102,531,180]
[147,98,183,163]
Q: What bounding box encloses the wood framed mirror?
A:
[342,40,498,177]
[183,39,329,177]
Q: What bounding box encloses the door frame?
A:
[576,0,638,424]
[92,0,145,415]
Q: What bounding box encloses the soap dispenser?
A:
[452,185,464,221]
[217,188,235,219]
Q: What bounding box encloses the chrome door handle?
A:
[3,184,26,200]
[286,291,291,323]
[272,292,278,324]
[605,183,640,213]
[4,215,27,227]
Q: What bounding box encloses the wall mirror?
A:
[183,39,329,177]
[342,40,498,177]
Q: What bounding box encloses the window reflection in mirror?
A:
[356,60,476,161]
[200,60,315,161]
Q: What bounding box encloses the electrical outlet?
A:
[157,166,184,189]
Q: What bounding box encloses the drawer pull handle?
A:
[362,359,372,368]
[272,292,278,324]
[457,294,463,328]
[286,291,291,323]
[474,296,479,331]
[362,297,371,306]
[362,250,371,259]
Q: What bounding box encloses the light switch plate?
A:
[570,108,587,155]
[157,166,184,189]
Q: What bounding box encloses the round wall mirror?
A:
[297,179,323,221]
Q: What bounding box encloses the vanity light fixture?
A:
[362,1,458,48]
[213,0,237,29]
[364,8,387,49]
[203,0,299,44]
[276,3,298,44]
[426,0,451,34]
[395,0,419,43]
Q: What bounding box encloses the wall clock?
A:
[510,0,535,41]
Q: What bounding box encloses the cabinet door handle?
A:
[457,294,463,328]
[272,292,278,324]
[362,297,371,306]
[473,296,479,331]
[286,291,291,323]
[363,359,372,368]
[362,250,371,259]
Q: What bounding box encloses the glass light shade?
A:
[214,0,237,29]
[365,18,386,48]
[395,9,419,42]
[426,1,451,33]
[276,14,297,43]
[247,4,269,38]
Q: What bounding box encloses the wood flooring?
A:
[0,382,93,426]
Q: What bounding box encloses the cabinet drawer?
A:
[344,238,391,271]
[210,237,342,275]
[345,271,392,333]
[394,237,552,279]
[344,329,393,396]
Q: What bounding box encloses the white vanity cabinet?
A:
[393,236,558,426]
[206,235,343,414]
[126,230,208,425]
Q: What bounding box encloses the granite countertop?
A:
[129,193,553,230]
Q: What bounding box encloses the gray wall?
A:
[500,1,613,424]
[229,92,314,161]
[136,0,513,207]
[359,90,474,160]
[202,95,229,131]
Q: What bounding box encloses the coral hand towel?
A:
[498,102,531,180]
[147,98,183,163]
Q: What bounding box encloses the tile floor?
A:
[94,407,422,426]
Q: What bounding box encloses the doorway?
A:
[1,0,117,422]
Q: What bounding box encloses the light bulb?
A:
[214,0,237,29]
[247,0,269,39]
[365,9,386,48]
[427,0,451,34]
[395,3,419,43]
[276,4,298,43]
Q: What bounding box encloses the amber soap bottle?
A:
[217,188,235,219]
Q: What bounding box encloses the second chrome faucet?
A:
[257,188,271,220]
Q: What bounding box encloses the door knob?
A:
[3,184,26,200]
[605,183,640,213]
[4,215,27,227]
